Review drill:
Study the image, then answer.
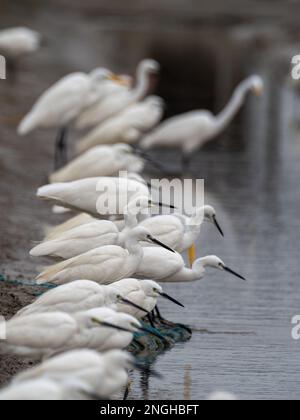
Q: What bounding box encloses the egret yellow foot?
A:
[188,244,197,267]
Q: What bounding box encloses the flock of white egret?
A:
[0,26,264,400]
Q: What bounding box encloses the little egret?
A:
[76,59,160,129]
[14,350,159,399]
[18,69,125,169]
[140,205,223,265]
[49,144,144,183]
[37,176,150,217]
[2,308,154,359]
[140,75,264,172]
[136,251,246,283]
[113,278,184,322]
[76,96,164,154]
[36,226,175,286]
[15,280,148,318]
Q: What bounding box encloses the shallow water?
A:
[1,1,300,400]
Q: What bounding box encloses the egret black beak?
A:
[120,297,149,314]
[213,215,224,237]
[137,325,166,341]
[92,318,133,333]
[158,291,185,308]
[147,235,176,253]
[223,266,246,281]
[156,202,177,210]
[133,362,163,379]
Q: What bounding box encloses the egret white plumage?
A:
[13,350,143,399]
[2,308,154,359]
[136,251,246,283]
[76,59,160,130]
[13,349,160,400]
[18,68,125,169]
[15,280,148,318]
[0,27,41,58]
[36,226,175,286]
[0,377,96,401]
[139,205,223,265]
[113,278,184,322]
[43,213,95,240]
[49,144,144,183]
[30,196,168,259]
[37,176,151,217]
[140,75,264,171]
[76,96,164,154]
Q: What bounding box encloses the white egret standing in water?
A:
[140,75,264,172]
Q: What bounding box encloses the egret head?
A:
[138,59,160,76]
[203,205,224,237]
[250,75,264,96]
[130,226,176,253]
[106,286,149,315]
[198,256,246,281]
[140,280,184,307]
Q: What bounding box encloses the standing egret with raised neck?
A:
[18,68,126,169]
[76,59,161,130]
[140,75,264,172]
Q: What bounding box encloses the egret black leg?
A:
[147,313,155,328]
[54,126,68,170]
[155,305,173,326]
[123,380,131,401]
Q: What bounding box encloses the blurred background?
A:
[1,0,300,400]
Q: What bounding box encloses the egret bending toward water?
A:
[140,75,264,172]
[36,226,175,286]
[1,308,144,359]
[18,69,124,169]
[136,250,246,283]
[49,144,144,183]
[76,59,160,130]
[76,96,164,154]
[140,205,223,265]
[113,278,184,320]
[15,280,148,318]
[13,350,152,400]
